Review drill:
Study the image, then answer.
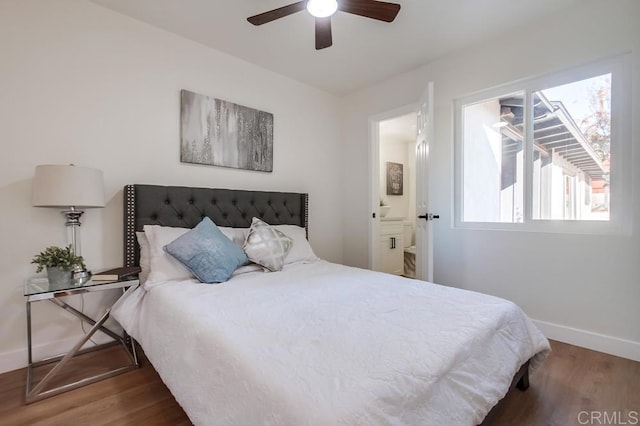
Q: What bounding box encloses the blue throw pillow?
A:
[163,217,248,283]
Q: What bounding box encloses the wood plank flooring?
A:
[0,345,190,426]
[0,340,637,425]
[488,340,639,425]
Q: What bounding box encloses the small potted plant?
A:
[31,246,85,286]
[379,198,391,218]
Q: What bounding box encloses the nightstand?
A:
[23,276,139,403]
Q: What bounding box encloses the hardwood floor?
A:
[0,345,190,426]
[0,340,637,425]
[486,340,640,425]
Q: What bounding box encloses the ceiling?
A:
[89,0,584,95]
[380,113,416,143]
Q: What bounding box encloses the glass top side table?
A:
[23,276,140,403]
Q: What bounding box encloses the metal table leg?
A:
[25,302,139,404]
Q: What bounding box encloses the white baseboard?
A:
[0,335,111,374]
[533,319,640,362]
[0,347,29,374]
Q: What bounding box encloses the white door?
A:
[415,82,435,281]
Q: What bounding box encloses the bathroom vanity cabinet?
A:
[379,219,404,275]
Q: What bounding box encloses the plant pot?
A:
[380,205,391,217]
[47,267,72,287]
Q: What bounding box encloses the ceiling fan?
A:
[247,0,401,50]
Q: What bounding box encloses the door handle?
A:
[418,213,440,221]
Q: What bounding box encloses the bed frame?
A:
[121,183,530,423]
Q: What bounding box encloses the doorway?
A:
[369,106,418,278]
[369,84,434,282]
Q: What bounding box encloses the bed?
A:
[112,184,550,425]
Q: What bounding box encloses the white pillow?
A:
[143,225,193,284]
[219,226,248,248]
[136,231,150,285]
[272,224,319,265]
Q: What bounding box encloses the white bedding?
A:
[112,261,550,425]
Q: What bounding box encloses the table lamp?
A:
[32,164,105,257]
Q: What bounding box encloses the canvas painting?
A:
[180,89,273,172]
[386,162,403,195]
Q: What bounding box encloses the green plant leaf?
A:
[31,245,85,273]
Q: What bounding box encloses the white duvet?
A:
[112,261,550,426]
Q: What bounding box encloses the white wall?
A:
[0,0,344,372]
[342,0,640,360]
[407,140,417,241]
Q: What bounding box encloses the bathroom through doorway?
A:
[369,84,435,282]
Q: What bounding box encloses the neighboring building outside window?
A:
[454,55,631,234]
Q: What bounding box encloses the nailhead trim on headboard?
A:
[124,185,136,268]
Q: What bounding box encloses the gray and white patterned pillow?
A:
[243,217,293,272]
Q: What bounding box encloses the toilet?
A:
[402,221,416,278]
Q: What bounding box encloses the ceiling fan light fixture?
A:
[306,0,338,18]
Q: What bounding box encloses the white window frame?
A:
[453,54,632,235]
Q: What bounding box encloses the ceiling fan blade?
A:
[247,1,306,25]
[338,0,401,22]
[315,17,333,50]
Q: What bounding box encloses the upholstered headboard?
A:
[123,184,309,267]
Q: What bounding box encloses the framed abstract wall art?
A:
[386,161,403,195]
[180,89,273,172]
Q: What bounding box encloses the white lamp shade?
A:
[32,165,105,208]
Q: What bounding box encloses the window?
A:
[455,55,631,234]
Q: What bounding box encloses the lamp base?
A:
[73,267,92,285]
[61,207,84,257]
